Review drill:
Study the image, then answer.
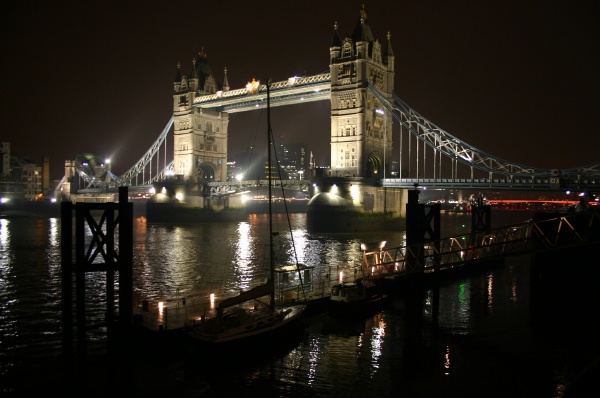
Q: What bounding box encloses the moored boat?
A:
[327,279,390,317]
[186,280,305,344]
[184,80,308,346]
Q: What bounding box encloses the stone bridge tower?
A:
[329,5,394,178]
[172,50,229,183]
[308,6,403,233]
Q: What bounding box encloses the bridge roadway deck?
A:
[133,209,599,332]
[76,174,599,197]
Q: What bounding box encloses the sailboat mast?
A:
[267,81,275,310]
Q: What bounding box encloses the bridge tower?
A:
[329,5,394,178]
[308,7,404,232]
[172,50,229,183]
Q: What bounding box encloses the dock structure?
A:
[135,208,600,333]
[361,208,600,282]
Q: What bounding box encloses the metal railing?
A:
[361,209,600,281]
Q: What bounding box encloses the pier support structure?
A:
[61,187,133,361]
[405,187,441,269]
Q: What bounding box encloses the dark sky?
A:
[1,1,598,178]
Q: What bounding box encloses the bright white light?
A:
[339,271,344,284]
[158,302,164,314]
[105,158,111,164]
[1,198,8,203]
[237,174,244,181]
[350,184,359,202]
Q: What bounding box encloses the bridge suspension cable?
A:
[65,116,175,192]
[368,83,600,180]
[115,116,174,186]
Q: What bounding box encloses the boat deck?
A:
[134,287,333,333]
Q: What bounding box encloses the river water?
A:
[1,209,598,397]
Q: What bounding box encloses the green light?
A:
[458,282,466,303]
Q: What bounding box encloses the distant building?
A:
[0,142,52,201]
[276,142,308,180]
[21,163,42,200]
[230,142,309,182]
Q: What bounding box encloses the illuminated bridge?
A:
[58,7,599,201]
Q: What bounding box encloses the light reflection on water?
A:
[1,210,594,396]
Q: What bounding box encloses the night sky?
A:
[1,1,598,179]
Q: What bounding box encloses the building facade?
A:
[172,51,229,183]
[328,6,395,178]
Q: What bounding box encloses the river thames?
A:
[1,208,598,397]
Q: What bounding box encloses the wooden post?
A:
[471,198,491,235]
[406,188,441,270]
[118,187,134,332]
[406,188,424,269]
[75,203,86,360]
[60,201,73,366]
[60,187,134,362]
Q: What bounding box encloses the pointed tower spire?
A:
[331,21,342,47]
[330,21,342,65]
[192,57,198,79]
[385,31,394,56]
[383,31,395,68]
[174,61,182,92]
[223,67,230,91]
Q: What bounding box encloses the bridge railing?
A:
[382,176,599,191]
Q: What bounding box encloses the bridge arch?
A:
[197,162,217,182]
[366,153,383,179]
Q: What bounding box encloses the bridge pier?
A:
[306,177,406,233]
[146,178,249,222]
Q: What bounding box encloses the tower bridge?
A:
[58,6,599,212]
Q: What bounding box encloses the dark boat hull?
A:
[327,293,391,317]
